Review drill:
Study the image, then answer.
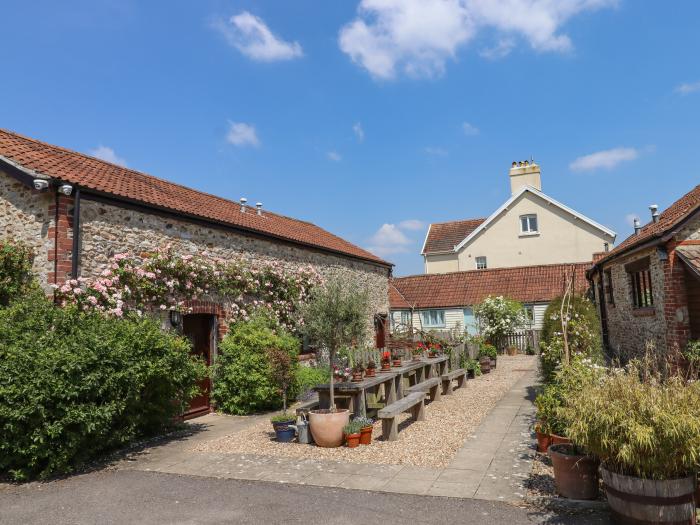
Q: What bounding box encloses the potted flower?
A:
[351,363,364,382]
[333,365,351,383]
[301,279,370,448]
[354,416,374,445]
[380,351,391,372]
[391,351,403,367]
[343,420,363,448]
[412,343,424,361]
[479,343,497,372]
[465,358,480,379]
[270,413,296,442]
[427,342,440,358]
[563,359,700,522]
[365,359,377,377]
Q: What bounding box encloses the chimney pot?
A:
[256,202,263,216]
[633,217,641,235]
[649,204,659,223]
[240,197,247,213]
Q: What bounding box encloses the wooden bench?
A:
[295,397,319,416]
[406,377,442,402]
[441,368,467,395]
[377,392,426,441]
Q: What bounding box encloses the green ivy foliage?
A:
[0,241,35,306]
[0,293,205,480]
[212,315,300,415]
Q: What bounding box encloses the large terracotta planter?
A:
[309,409,350,448]
[549,444,600,500]
[550,433,572,447]
[535,428,553,453]
[601,467,696,524]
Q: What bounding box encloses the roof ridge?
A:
[393,261,592,280]
[429,217,487,226]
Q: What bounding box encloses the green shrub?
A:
[473,296,527,346]
[295,366,330,401]
[0,241,35,306]
[212,315,300,415]
[478,343,497,359]
[0,294,205,480]
[563,360,700,480]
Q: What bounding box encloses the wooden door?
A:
[374,314,388,349]
[183,314,214,419]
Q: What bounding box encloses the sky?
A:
[2,1,699,276]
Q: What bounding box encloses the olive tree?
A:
[300,278,370,410]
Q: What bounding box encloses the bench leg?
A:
[429,384,441,402]
[382,418,398,442]
[411,400,425,422]
[442,379,453,395]
[456,374,466,389]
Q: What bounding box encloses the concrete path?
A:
[118,367,540,503]
[0,469,611,525]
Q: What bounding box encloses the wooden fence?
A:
[495,330,541,354]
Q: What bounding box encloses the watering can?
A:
[290,415,313,444]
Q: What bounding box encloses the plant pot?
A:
[507,347,518,356]
[352,372,363,382]
[549,444,600,500]
[428,353,438,358]
[412,355,422,361]
[309,409,350,448]
[359,425,373,445]
[479,357,491,374]
[345,432,361,448]
[380,363,391,372]
[365,368,376,377]
[550,433,572,447]
[601,467,696,524]
[392,359,402,367]
[535,429,553,453]
[271,419,296,443]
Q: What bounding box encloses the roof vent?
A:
[649,204,659,223]
[256,202,263,216]
[633,217,641,235]
[240,197,247,213]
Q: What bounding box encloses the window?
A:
[626,257,653,309]
[421,310,445,328]
[392,310,411,329]
[475,256,487,269]
[604,269,614,305]
[520,214,538,234]
[524,305,534,324]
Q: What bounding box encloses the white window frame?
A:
[520,214,539,235]
[420,309,445,328]
[475,256,487,270]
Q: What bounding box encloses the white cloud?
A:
[462,121,479,136]
[675,81,700,95]
[89,145,127,167]
[569,147,639,172]
[338,0,617,79]
[479,38,515,60]
[424,146,448,156]
[226,121,260,147]
[327,151,342,162]
[353,122,365,142]
[367,223,413,256]
[214,11,303,62]
[399,219,425,231]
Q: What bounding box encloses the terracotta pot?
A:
[428,353,438,358]
[601,467,696,524]
[359,425,373,445]
[412,355,422,361]
[535,429,553,453]
[380,363,391,372]
[392,359,402,367]
[479,357,491,374]
[549,444,600,500]
[550,433,572,447]
[351,372,363,382]
[365,368,376,377]
[309,409,350,448]
[345,432,361,448]
[507,347,518,356]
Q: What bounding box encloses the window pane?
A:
[521,217,528,232]
[529,216,538,232]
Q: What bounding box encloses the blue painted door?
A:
[463,307,478,335]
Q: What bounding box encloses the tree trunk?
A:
[329,348,336,411]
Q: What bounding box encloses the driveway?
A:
[0,469,610,525]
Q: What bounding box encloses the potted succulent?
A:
[301,279,369,448]
[270,413,296,442]
[563,359,700,522]
[391,351,403,367]
[380,351,391,372]
[343,420,363,448]
[365,359,377,377]
[354,416,374,445]
[351,363,364,382]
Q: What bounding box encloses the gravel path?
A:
[195,356,536,468]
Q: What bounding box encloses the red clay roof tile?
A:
[0,128,391,267]
[423,218,486,254]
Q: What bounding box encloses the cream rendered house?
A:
[422,161,617,274]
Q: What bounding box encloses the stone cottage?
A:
[0,128,392,417]
[588,184,700,360]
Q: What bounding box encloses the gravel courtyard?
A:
[195,355,537,468]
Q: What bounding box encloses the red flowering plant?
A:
[381,351,391,364]
[413,342,426,356]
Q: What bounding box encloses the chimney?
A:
[240,197,247,213]
[649,204,659,223]
[256,202,263,216]
[633,217,641,235]
[509,159,541,195]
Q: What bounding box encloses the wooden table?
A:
[389,356,449,398]
[314,372,398,417]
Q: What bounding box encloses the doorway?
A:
[182,314,216,419]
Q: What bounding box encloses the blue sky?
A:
[2,1,699,276]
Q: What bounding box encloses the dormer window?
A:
[520,214,538,235]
